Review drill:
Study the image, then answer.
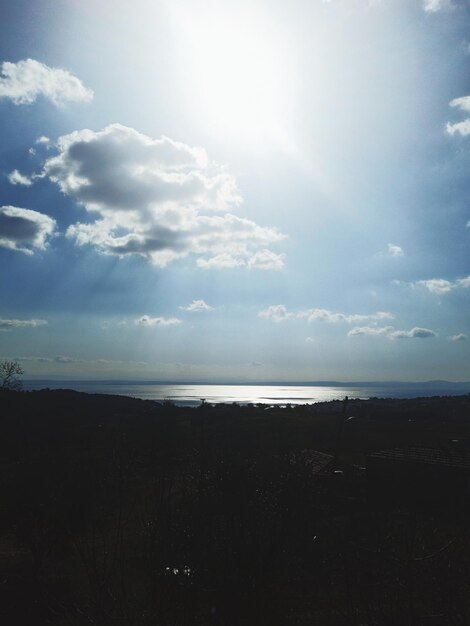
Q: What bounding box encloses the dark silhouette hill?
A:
[1,389,469,625]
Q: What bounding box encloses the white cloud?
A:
[180,299,213,312]
[8,169,33,186]
[259,305,394,324]
[387,243,404,257]
[449,95,470,112]
[349,325,437,339]
[262,307,434,341]
[449,333,467,341]
[258,304,296,323]
[423,0,454,12]
[348,326,394,337]
[413,276,470,294]
[0,205,56,254]
[303,309,393,323]
[0,318,47,331]
[33,124,284,269]
[446,120,470,136]
[135,315,181,327]
[28,137,51,156]
[0,59,93,105]
[447,95,470,136]
[247,249,285,270]
[389,327,437,339]
[415,278,454,294]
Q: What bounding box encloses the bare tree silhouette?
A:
[0,360,24,390]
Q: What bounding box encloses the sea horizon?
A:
[22,379,470,407]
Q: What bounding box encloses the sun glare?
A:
[174,3,296,150]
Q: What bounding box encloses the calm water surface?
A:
[23,381,470,406]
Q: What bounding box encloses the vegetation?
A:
[0,389,469,625]
[0,359,24,390]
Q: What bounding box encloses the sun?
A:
[173,2,296,150]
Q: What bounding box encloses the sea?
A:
[23,380,470,407]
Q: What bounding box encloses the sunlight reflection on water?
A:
[25,382,372,405]
[24,381,469,406]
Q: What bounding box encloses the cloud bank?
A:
[0,206,56,254]
[0,59,93,105]
[38,124,284,269]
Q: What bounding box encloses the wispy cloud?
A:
[0,59,93,105]
[302,309,393,323]
[446,119,470,136]
[135,315,181,327]
[413,276,470,294]
[7,169,33,186]
[389,327,437,339]
[247,249,285,270]
[12,355,148,366]
[423,0,454,12]
[450,95,470,112]
[447,94,470,136]
[0,318,47,331]
[387,243,404,257]
[0,205,56,254]
[348,326,394,337]
[54,355,82,364]
[258,305,296,323]
[180,299,213,312]
[259,305,394,324]
[449,333,467,341]
[196,253,245,269]
[349,326,437,339]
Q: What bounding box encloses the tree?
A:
[0,360,24,391]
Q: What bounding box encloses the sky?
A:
[0,0,470,383]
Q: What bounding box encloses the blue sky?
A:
[0,0,469,382]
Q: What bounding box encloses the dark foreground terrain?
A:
[1,389,470,625]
